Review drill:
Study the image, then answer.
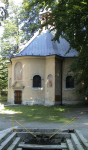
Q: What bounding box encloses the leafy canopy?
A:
[0,57,8,93]
[1,2,25,58]
[0,0,9,24]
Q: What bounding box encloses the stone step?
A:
[0,132,17,150]
[66,138,75,150]
[16,148,22,150]
[75,130,88,150]
[0,131,11,143]
[71,133,84,150]
[7,137,21,150]
[0,126,18,133]
[18,142,68,149]
[0,126,18,143]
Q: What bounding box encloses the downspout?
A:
[61,58,63,105]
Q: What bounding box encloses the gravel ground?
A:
[0,106,88,140]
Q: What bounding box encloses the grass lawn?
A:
[0,105,73,123]
[1,97,86,123]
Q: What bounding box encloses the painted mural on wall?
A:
[14,62,22,80]
[47,74,53,88]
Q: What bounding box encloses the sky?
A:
[9,0,23,5]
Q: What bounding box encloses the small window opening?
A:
[33,75,41,88]
[66,76,74,88]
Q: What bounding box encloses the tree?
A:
[0,57,8,96]
[0,1,9,95]
[1,2,24,57]
[22,0,88,98]
[0,0,9,25]
[20,0,39,42]
[1,1,37,57]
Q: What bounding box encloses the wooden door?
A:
[14,90,22,104]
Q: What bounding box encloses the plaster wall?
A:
[9,57,45,104]
[8,56,82,105]
[8,56,55,105]
[45,56,55,105]
[23,57,45,105]
[62,58,81,103]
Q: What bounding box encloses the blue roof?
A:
[14,28,78,58]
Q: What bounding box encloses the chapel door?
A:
[14,90,22,104]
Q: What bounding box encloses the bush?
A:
[1,91,7,96]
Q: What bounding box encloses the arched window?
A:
[31,74,44,90]
[33,75,41,88]
[66,76,74,88]
[14,62,22,81]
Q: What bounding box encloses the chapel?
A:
[8,11,81,105]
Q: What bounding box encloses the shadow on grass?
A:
[0,105,72,123]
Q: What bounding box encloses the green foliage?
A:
[1,2,24,57]
[0,0,9,22]
[0,95,7,101]
[0,57,8,93]
[22,0,88,98]
[69,46,88,97]
[21,0,39,40]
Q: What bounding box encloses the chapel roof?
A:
[14,28,78,58]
